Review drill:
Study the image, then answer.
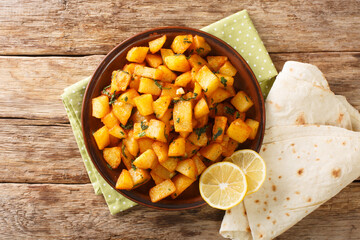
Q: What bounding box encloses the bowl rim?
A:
[81,26,265,210]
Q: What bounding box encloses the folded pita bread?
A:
[220,61,360,240]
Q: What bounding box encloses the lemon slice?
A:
[225,149,266,195]
[199,162,247,210]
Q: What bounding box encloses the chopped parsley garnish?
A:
[121,145,127,159]
[204,88,208,92]
[138,132,146,137]
[209,103,219,114]
[120,121,133,130]
[220,77,227,87]
[225,106,236,115]
[154,80,170,90]
[124,96,128,102]
[198,62,202,65]
[120,70,129,74]
[140,121,149,130]
[213,128,223,140]
[108,90,121,105]
[245,96,249,102]
[101,84,111,97]
[196,47,204,54]
[176,118,180,123]
[236,112,240,119]
[191,149,198,155]
[119,131,124,135]
[186,55,192,60]
[195,125,208,140]
[183,40,192,43]
[106,163,113,170]
[174,53,182,56]
[131,163,137,170]
[172,93,198,104]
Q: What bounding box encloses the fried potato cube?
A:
[219,60,237,77]
[103,147,121,169]
[134,94,154,116]
[116,169,134,190]
[171,35,193,54]
[231,91,254,112]
[224,85,236,97]
[164,54,191,72]
[212,116,227,142]
[149,179,176,202]
[138,77,162,96]
[171,174,196,199]
[152,141,169,163]
[192,155,206,176]
[118,89,140,106]
[131,109,154,123]
[133,122,147,139]
[176,159,197,180]
[126,46,149,63]
[188,35,211,57]
[149,35,167,54]
[196,114,209,128]
[133,149,158,169]
[123,63,145,75]
[160,48,174,63]
[151,164,175,180]
[111,70,132,93]
[134,65,163,80]
[159,108,173,125]
[187,130,208,147]
[129,168,151,189]
[216,73,234,87]
[187,54,208,68]
[153,96,172,119]
[129,75,141,91]
[199,142,223,161]
[92,95,110,118]
[210,88,232,104]
[185,140,200,158]
[194,97,210,119]
[146,119,167,142]
[193,82,203,101]
[160,157,179,172]
[112,100,133,125]
[227,119,252,143]
[173,100,193,132]
[101,111,119,129]
[175,71,192,87]
[195,65,220,96]
[120,144,134,170]
[179,131,190,138]
[123,130,139,157]
[109,134,120,147]
[109,123,127,139]
[156,65,177,83]
[93,126,110,150]
[207,56,228,71]
[168,137,186,157]
[138,138,155,153]
[245,119,260,140]
[159,83,180,99]
[150,171,165,185]
[145,53,163,68]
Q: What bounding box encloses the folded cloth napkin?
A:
[61,9,278,215]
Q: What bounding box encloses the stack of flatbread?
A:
[220,61,360,240]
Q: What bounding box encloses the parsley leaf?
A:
[236,111,240,119]
[101,84,111,97]
[225,106,236,115]
[172,93,198,104]
[124,96,128,102]
[106,163,113,170]
[196,47,204,54]
[195,125,208,140]
[213,128,223,140]
[176,118,180,123]
[154,80,170,90]
[120,121,133,130]
[121,145,128,159]
[108,90,121,105]
[220,77,227,87]
[140,121,149,130]
[138,132,146,137]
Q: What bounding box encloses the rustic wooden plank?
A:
[0,119,89,184]
[0,182,358,239]
[0,0,359,55]
[0,53,359,122]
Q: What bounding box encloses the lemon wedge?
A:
[199,162,247,210]
[225,149,266,195]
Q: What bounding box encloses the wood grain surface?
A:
[0,183,359,239]
[1,0,360,239]
[0,0,359,55]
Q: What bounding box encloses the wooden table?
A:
[1,0,359,239]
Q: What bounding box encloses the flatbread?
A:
[265,62,352,130]
[244,125,360,240]
[220,204,252,240]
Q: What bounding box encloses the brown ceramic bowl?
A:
[82,26,265,210]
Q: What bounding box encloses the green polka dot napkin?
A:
[61,9,277,215]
